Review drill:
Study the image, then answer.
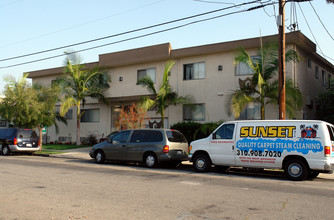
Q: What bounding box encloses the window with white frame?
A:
[81,109,100,123]
[137,68,156,83]
[183,62,205,80]
[183,104,205,121]
[238,103,261,120]
[235,56,259,76]
[315,66,319,79]
[322,70,326,86]
[307,58,312,69]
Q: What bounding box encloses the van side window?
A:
[130,130,163,143]
[214,124,235,139]
[327,125,334,141]
[112,131,130,144]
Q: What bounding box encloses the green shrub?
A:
[171,121,223,143]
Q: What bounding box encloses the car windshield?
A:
[166,131,187,143]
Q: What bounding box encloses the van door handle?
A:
[232,145,234,150]
[122,145,126,148]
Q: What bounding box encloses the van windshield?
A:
[166,131,187,143]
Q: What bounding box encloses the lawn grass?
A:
[35,150,64,155]
[42,144,90,150]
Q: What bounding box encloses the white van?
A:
[189,120,334,180]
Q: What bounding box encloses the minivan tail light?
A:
[163,145,169,153]
[14,138,17,145]
[325,146,331,157]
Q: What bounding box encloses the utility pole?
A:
[278,0,286,120]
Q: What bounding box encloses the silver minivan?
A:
[89,129,188,167]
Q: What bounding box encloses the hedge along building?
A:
[27,31,334,144]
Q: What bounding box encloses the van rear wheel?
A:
[284,159,308,181]
[1,145,10,156]
[193,154,211,172]
[144,153,158,168]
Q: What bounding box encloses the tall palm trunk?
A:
[76,103,81,145]
[161,108,165,129]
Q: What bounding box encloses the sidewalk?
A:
[47,147,93,160]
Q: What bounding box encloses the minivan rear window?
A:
[166,131,187,143]
[18,129,38,139]
[130,130,163,143]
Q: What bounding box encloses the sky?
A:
[1,0,333,92]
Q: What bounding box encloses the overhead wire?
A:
[0,0,167,49]
[0,1,277,69]
[0,0,269,63]
[296,2,330,61]
[308,1,334,41]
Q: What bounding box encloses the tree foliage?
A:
[227,43,303,120]
[56,52,111,145]
[115,103,147,130]
[0,74,61,150]
[136,60,191,128]
[316,80,334,124]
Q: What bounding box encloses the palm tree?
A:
[136,60,191,128]
[56,52,111,145]
[227,43,303,120]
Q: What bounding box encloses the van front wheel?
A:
[1,145,10,156]
[284,159,308,181]
[193,154,211,172]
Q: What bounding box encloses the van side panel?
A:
[235,121,331,171]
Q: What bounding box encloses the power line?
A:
[0,0,267,63]
[0,1,276,69]
[309,1,334,41]
[0,0,167,49]
[297,3,326,58]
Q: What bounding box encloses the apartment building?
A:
[27,31,334,143]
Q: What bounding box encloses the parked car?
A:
[0,128,40,155]
[89,129,188,167]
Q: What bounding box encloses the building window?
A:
[322,70,326,86]
[183,62,205,80]
[183,104,205,121]
[307,58,312,69]
[315,66,319,79]
[0,119,7,127]
[137,68,156,83]
[328,74,332,88]
[238,103,261,120]
[235,56,259,76]
[81,109,100,123]
[65,109,73,120]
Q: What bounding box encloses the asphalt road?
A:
[1,155,334,220]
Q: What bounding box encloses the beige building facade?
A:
[27,31,334,143]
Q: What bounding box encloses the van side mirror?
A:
[212,133,216,139]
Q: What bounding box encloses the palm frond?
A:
[137,76,157,95]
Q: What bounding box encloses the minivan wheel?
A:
[144,153,158,168]
[193,154,211,173]
[284,159,308,181]
[2,145,10,156]
[95,151,105,164]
